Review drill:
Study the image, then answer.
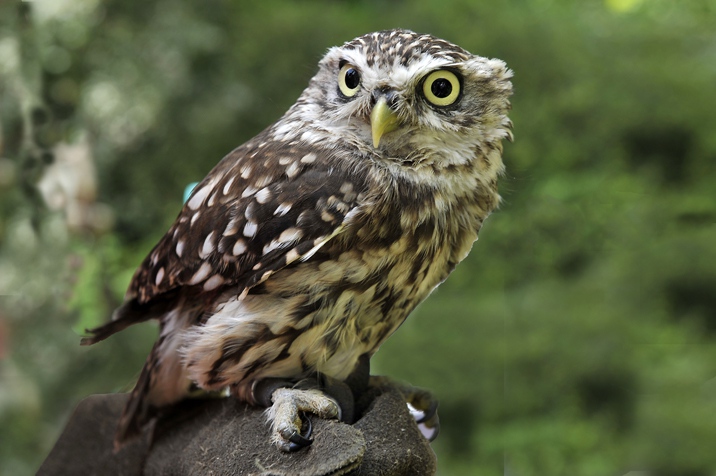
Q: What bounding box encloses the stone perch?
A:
[39,385,437,475]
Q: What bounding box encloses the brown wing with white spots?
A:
[127,132,369,308]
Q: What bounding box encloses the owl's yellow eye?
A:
[338,63,361,98]
[422,70,461,107]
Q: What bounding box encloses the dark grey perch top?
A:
[39,385,437,476]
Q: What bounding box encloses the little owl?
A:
[83,29,513,452]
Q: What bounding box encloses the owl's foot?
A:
[252,374,358,451]
[266,387,341,451]
[370,376,440,441]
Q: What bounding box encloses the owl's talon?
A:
[407,401,440,441]
[414,399,438,424]
[284,412,313,451]
[371,376,441,442]
[416,410,440,442]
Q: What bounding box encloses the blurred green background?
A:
[1,0,715,474]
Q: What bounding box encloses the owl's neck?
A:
[272,101,505,218]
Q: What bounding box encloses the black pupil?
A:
[345,69,360,89]
[431,78,452,98]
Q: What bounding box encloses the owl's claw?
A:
[413,399,438,424]
[283,412,313,451]
[267,387,340,452]
[370,375,440,442]
[409,403,440,441]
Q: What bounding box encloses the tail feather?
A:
[113,342,160,451]
[113,307,196,451]
[83,293,195,451]
[81,291,179,346]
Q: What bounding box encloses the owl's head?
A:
[286,29,513,176]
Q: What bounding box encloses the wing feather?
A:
[126,134,369,308]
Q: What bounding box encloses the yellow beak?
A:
[370,97,400,148]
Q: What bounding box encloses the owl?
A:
[83,29,513,452]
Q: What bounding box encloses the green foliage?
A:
[1,0,715,474]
